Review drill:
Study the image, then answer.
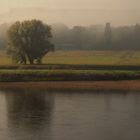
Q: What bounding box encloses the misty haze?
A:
[0,0,140,140]
[0,0,140,26]
[0,8,140,27]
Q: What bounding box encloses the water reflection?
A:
[4,88,54,140]
[0,89,140,140]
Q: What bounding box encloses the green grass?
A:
[0,69,139,74]
[0,69,140,82]
[1,50,140,65]
[43,51,140,65]
[1,50,140,82]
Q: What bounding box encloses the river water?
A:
[0,88,140,140]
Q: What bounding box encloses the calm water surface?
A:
[0,88,140,140]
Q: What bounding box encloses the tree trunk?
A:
[29,58,34,64]
[27,55,34,64]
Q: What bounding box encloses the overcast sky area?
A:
[0,0,140,26]
[0,0,139,11]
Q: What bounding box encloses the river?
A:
[0,88,140,140]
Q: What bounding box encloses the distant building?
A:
[104,23,112,46]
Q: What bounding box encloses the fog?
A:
[1,0,140,10]
[0,0,140,27]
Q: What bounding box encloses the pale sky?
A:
[0,0,140,13]
[0,0,140,26]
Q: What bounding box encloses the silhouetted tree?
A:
[7,20,54,64]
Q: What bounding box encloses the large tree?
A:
[7,20,54,64]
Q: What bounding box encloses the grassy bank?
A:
[0,70,140,82]
[1,64,140,71]
[1,51,140,82]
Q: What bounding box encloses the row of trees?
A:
[1,22,140,51]
[0,21,140,64]
[51,23,140,50]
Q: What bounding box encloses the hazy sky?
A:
[0,0,140,26]
[0,0,140,13]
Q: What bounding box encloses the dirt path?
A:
[0,80,140,90]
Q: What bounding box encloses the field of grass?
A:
[0,69,139,74]
[0,69,140,82]
[43,51,140,65]
[1,50,140,65]
[0,50,140,82]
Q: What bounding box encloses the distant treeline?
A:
[0,22,140,51]
[0,23,8,50]
[51,23,140,51]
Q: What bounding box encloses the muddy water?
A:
[0,89,140,140]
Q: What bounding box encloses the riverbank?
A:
[1,64,140,70]
[0,80,140,91]
[0,69,140,82]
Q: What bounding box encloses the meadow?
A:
[43,51,140,66]
[1,50,140,66]
[0,50,140,82]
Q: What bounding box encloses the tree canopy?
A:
[7,19,54,64]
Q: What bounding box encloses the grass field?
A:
[1,50,140,65]
[0,69,140,82]
[43,51,140,65]
[0,50,140,82]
